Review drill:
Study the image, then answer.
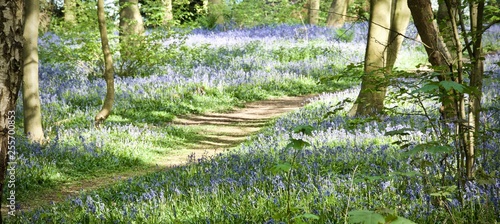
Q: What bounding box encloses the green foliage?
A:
[403,142,453,157]
[194,0,304,29]
[348,210,415,224]
[348,0,371,20]
[484,0,500,24]
[116,30,184,77]
[227,0,303,28]
[335,27,355,42]
[41,0,108,72]
[141,0,174,27]
[272,124,316,223]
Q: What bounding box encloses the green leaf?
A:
[286,139,310,150]
[412,83,439,93]
[348,210,385,224]
[293,125,315,135]
[426,145,453,154]
[385,213,398,223]
[365,176,384,181]
[403,143,452,156]
[390,216,417,224]
[402,144,425,157]
[323,111,336,118]
[292,213,320,220]
[385,128,414,136]
[272,163,292,174]
[390,171,421,177]
[440,80,464,92]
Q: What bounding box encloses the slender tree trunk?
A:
[408,0,458,120]
[163,0,173,25]
[64,0,75,23]
[441,0,468,182]
[208,0,224,25]
[119,0,144,36]
[408,0,452,69]
[309,0,320,24]
[466,0,484,179]
[385,0,411,69]
[95,0,115,127]
[327,0,348,27]
[0,0,24,222]
[437,0,459,61]
[23,0,44,143]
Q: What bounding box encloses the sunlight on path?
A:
[155,94,316,166]
[11,94,315,215]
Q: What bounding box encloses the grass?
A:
[4,22,500,223]
[8,23,370,204]
[9,84,500,223]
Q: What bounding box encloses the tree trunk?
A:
[64,0,75,24]
[437,0,459,61]
[327,0,348,27]
[163,0,173,25]
[408,0,457,119]
[95,0,115,127]
[0,0,24,221]
[466,0,484,179]
[119,0,144,36]
[119,0,143,68]
[385,0,411,69]
[408,0,452,69]
[349,0,392,116]
[208,0,224,25]
[309,0,320,25]
[23,0,45,143]
[349,0,409,116]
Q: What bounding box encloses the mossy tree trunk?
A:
[0,0,24,222]
[349,0,410,116]
[95,0,115,127]
[22,0,45,143]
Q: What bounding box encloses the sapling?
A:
[271,124,319,223]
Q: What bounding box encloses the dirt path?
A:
[2,94,315,215]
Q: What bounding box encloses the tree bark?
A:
[163,0,173,25]
[385,0,411,69]
[0,0,24,221]
[95,0,115,127]
[408,0,458,119]
[349,0,410,116]
[119,0,144,36]
[208,0,224,25]
[437,0,459,61]
[64,0,75,24]
[407,0,452,70]
[466,0,484,179]
[327,0,348,27]
[309,0,320,25]
[23,0,45,143]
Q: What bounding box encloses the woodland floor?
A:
[2,94,316,215]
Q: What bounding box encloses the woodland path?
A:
[2,94,316,215]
